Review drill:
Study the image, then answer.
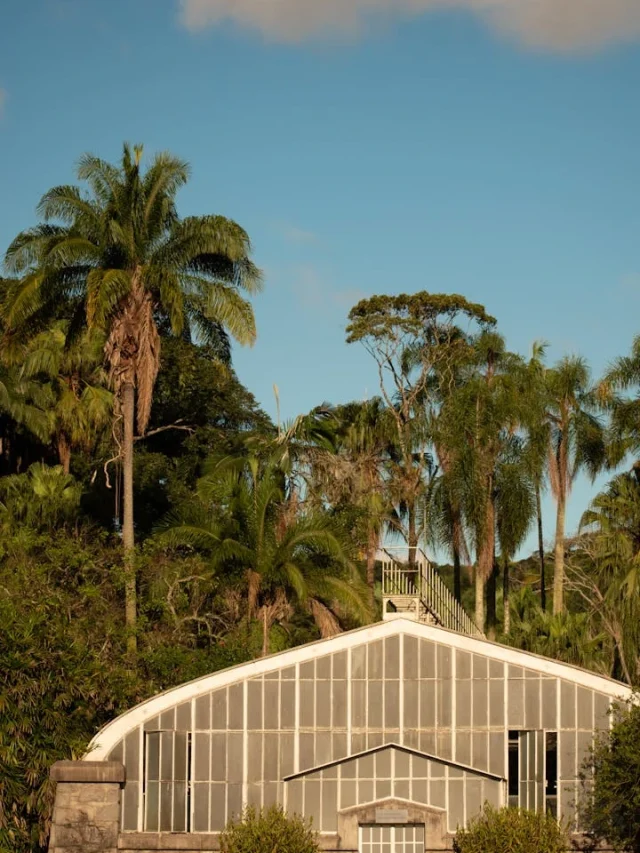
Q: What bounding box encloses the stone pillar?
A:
[49,761,125,853]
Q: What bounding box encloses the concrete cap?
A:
[51,760,126,784]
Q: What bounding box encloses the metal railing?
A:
[380,546,483,638]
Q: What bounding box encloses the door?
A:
[360,825,425,853]
[518,730,545,812]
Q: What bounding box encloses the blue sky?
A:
[1,0,639,556]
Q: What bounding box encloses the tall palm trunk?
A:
[475,483,495,634]
[536,484,546,611]
[122,381,137,657]
[553,493,566,615]
[453,546,462,603]
[474,569,485,634]
[57,433,71,475]
[262,607,270,658]
[486,550,498,640]
[407,502,418,569]
[452,508,464,603]
[502,553,510,634]
[366,527,378,605]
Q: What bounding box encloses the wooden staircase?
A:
[379,546,483,638]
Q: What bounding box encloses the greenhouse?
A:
[48,592,630,853]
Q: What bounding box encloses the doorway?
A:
[360,824,425,853]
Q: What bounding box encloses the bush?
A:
[220,805,319,853]
[582,699,640,852]
[453,803,568,853]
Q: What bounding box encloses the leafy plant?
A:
[453,804,568,853]
[582,698,640,852]
[220,806,319,853]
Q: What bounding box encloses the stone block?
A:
[51,761,126,784]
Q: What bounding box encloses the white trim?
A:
[399,635,404,747]
[86,619,632,759]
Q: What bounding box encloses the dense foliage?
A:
[453,804,569,853]
[1,142,639,850]
[219,806,319,853]
[582,699,640,852]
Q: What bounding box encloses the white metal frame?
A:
[86,618,631,760]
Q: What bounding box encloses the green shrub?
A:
[582,699,640,852]
[220,805,319,853]
[453,803,568,853]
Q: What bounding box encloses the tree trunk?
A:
[453,546,462,604]
[122,381,137,658]
[407,504,418,569]
[536,485,546,611]
[366,527,378,606]
[475,486,495,634]
[502,553,510,635]
[57,433,71,475]
[486,563,498,640]
[474,569,485,634]
[553,494,566,615]
[486,554,498,641]
[262,607,269,658]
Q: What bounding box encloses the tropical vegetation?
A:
[1,143,640,851]
[582,695,640,852]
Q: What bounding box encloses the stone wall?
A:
[49,761,124,853]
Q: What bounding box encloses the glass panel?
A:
[160,732,173,780]
[122,783,139,831]
[211,689,227,730]
[316,654,331,680]
[146,733,160,782]
[159,782,172,831]
[145,781,159,831]
[173,782,186,832]
[195,694,210,730]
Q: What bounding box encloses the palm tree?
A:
[521,343,552,611]
[495,437,537,635]
[0,462,82,533]
[506,585,608,674]
[301,399,395,600]
[440,331,529,633]
[3,143,261,655]
[601,335,640,473]
[157,455,371,656]
[20,324,112,473]
[545,357,606,615]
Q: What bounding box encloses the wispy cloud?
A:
[179,0,640,52]
[619,272,640,299]
[0,88,6,118]
[275,222,319,245]
[290,264,365,314]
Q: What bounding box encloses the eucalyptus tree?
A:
[157,454,371,656]
[346,292,495,565]
[3,143,261,656]
[545,357,606,615]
